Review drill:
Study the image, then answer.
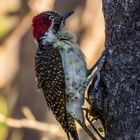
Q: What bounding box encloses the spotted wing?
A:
[35,44,78,140]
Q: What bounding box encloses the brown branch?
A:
[0,113,65,138]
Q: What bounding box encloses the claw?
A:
[87,50,105,76]
[83,108,104,140]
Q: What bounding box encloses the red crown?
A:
[32,13,52,40]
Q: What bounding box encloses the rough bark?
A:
[88,0,140,140]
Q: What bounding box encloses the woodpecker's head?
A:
[32,11,74,41]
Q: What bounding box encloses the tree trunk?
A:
[88,0,140,139]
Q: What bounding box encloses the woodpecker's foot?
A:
[85,97,91,104]
[83,108,104,140]
[87,72,96,85]
[87,50,106,76]
[93,71,100,90]
[87,54,106,90]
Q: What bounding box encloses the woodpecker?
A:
[32,11,97,140]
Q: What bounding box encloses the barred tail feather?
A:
[65,114,79,140]
[66,132,70,140]
[69,129,79,140]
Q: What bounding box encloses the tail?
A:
[64,114,79,140]
[69,129,79,140]
[77,120,97,140]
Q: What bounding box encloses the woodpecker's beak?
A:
[62,11,74,21]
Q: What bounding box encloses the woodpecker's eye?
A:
[55,18,61,24]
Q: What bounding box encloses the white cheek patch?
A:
[41,30,57,45]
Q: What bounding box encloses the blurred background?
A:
[0,0,105,140]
